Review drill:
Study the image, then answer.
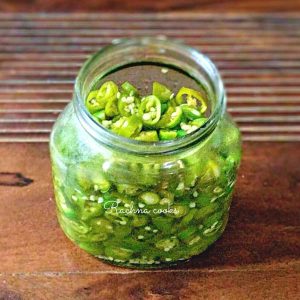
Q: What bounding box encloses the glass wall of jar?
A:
[50,38,242,268]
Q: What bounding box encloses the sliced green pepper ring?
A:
[156,106,182,129]
[190,117,208,127]
[115,115,143,138]
[153,82,172,103]
[159,130,177,141]
[96,81,119,109]
[135,130,159,142]
[118,95,140,117]
[175,87,207,113]
[121,81,139,96]
[86,91,103,113]
[92,110,106,122]
[161,103,169,114]
[105,96,119,117]
[139,95,161,126]
[181,104,202,120]
[176,129,187,138]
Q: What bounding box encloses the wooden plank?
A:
[0,269,299,300]
[0,1,300,13]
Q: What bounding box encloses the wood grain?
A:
[1,13,300,142]
[0,142,299,298]
[0,0,300,13]
[0,270,299,300]
[0,12,300,299]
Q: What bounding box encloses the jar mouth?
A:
[74,37,226,155]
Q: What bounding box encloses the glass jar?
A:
[50,37,241,268]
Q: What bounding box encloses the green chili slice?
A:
[105,95,119,117]
[190,117,208,127]
[95,81,119,111]
[86,91,103,113]
[153,82,172,103]
[161,103,169,114]
[139,192,160,205]
[135,130,159,142]
[156,106,182,129]
[181,104,202,120]
[139,95,161,126]
[92,110,106,122]
[159,130,177,141]
[113,115,143,138]
[118,95,139,117]
[175,87,207,113]
[176,129,187,138]
[121,81,138,96]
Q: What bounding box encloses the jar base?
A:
[95,256,189,270]
[57,211,228,270]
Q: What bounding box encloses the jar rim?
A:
[74,37,226,155]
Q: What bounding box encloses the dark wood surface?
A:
[0,142,299,299]
[0,12,299,299]
[1,0,300,12]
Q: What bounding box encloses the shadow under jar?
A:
[50,38,242,269]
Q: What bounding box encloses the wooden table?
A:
[0,13,299,299]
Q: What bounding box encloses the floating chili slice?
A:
[153,82,172,103]
[139,95,162,127]
[176,87,207,113]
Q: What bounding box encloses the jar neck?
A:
[74,37,226,155]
